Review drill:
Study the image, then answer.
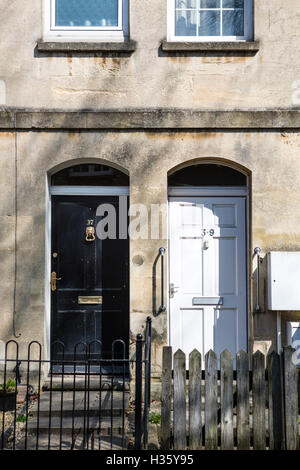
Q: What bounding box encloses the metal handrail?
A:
[254,246,261,312]
[157,247,166,314]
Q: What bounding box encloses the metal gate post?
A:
[143,317,152,449]
[134,334,143,450]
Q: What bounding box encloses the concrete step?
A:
[14,433,127,450]
[30,391,129,417]
[4,387,131,451]
[43,376,130,391]
[27,415,126,435]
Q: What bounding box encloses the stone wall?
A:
[0,0,300,370]
[0,120,299,370]
[0,1,299,110]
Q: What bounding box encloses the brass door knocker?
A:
[85,226,96,242]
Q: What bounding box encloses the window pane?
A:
[222,9,244,35]
[200,0,220,8]
[175,10,197,36]
[199,11,220,36]
[52,164,129,186]
[223,0,244,8]
[55,0,119,27]
[176,0,197,8]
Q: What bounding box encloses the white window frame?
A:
[43,0,129,42]
[167,0,253,42]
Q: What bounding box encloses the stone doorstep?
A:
[43,376,130,391]
[12,389,132,450]
[32,409,124,418]
[29,391,129,418]
[15,433,127,451]
[27,415,126,435]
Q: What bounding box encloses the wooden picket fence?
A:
[160,346,299,450]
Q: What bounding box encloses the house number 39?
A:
[202,229,215,236]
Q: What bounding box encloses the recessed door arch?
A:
[168,162,250,365]
[49,162,130,369]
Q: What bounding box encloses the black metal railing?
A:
[0,322,152,451]
[143,317,152,449]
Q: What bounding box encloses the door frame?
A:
[45,182,130,361]
[167,185,250,354]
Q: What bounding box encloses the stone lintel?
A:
[0,108,300,130]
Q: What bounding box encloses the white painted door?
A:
[169,197,247,364]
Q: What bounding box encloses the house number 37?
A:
[202,229,215,236]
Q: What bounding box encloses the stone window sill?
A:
[37,40,136,53]
[161,40,260,53]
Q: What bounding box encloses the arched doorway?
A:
[50,163,130,370]
[168,163,249,364]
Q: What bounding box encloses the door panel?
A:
[172,308,204,356]
[214,308,237,357]
[216,237,237,295]
[51,195,129,364]
[181,238,203,293]
[169,196,247,366]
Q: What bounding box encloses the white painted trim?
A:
[43,0,129,41]
[168,186,248,197]
[245,195,250,353]
[167,198,171,349]
[167,0,253,42]
[167,189,250,356]
[51,186,129,196]
[46,182,129,362]
[45,175,52,362]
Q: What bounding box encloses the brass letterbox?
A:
[78,296,102,305]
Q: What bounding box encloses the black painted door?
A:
[51,195,129,364]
